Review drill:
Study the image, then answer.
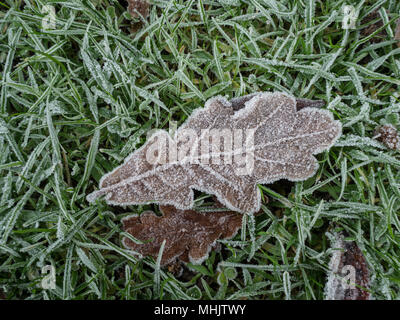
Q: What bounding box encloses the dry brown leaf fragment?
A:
[87,92,341,214]
[127,0,149,18]
[121,205,242,265]
[395,18,400,47]
[374,124,399,150]
[360,8,388,43]
[325,232,371,300]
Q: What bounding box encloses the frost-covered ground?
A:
[0,0,399,300]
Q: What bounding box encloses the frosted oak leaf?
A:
[87,92,342,214]
[122,205,242,265]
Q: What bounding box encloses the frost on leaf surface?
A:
[121,205,242,265]
[87,92,342,214]
[325,232,371,300]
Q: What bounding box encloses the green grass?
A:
[0,0,400,300]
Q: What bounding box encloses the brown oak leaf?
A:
[325,232,371,300]
[87,92,341,213]
[121,205,242,265]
